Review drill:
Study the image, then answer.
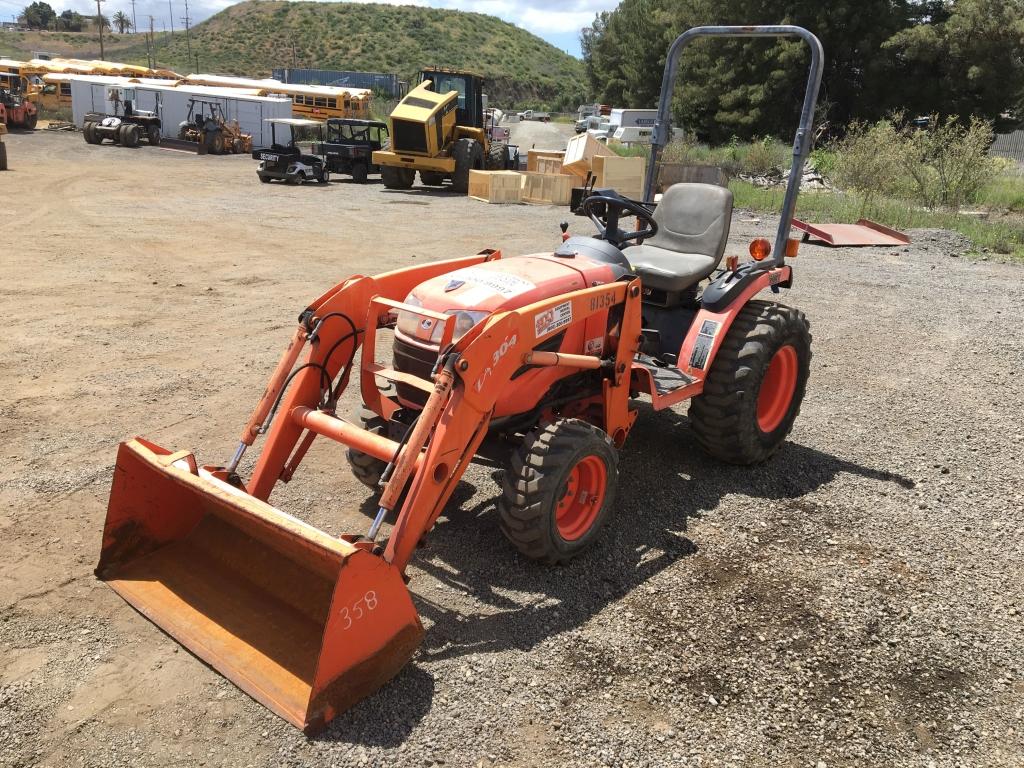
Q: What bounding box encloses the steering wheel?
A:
[580,193,658,248]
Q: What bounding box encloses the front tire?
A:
[689,300,811,464]
[381,165,414,189]
[499,419,618,564]
[351,162,368,183]
[451,137,483,193]
[347,406,389,490]
[147,125,161,145]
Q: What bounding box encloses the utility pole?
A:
[94,0,106,59]
[167,0,174,39]
[129,0,137,34]
[147,15,155,68]
[181,0,191,64]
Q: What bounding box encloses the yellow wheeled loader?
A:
[372,67,516,192]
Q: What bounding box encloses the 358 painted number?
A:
[339,590,378,630]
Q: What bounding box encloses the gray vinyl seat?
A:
[626,183,734,292]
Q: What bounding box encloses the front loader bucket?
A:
[97,438,423,733]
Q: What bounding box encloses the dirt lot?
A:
[1,130,1022,768]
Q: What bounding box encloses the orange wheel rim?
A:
[555,455,607,541]
[757,345,798,433]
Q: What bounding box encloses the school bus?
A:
[180,74,371,120]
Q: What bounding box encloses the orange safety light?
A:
[749,238,772,261]
[725,254,739,271]
[786,238,801,258]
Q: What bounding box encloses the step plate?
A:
[633,357,695,396]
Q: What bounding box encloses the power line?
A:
[181,0,192,64]
[94,0,106,59]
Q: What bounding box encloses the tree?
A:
[18,1,56,30]
[56,9,86,31]
[94,12,110,31]
[579,0,1024,142]
[112,10,132,34]
[883,0,1024,125]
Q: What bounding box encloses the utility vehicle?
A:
[253,118,329,184]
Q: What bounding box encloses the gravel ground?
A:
[1,130,1022,768]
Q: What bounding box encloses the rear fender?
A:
[677,265,792,381]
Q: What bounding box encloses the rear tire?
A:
[25,112,37,130]
[351,162,368,183]
[688,300,811,464]
[83,122,96,144]
[0,142,7,171]
[381,165,414,189]
[485,141,507,170]
[318,167,330,184]
[419,170,444,186]
[451,137,483,193]
[207,130,224,155]
[125,124,141,148]
[347,406,390,490]
[499,419,618,564]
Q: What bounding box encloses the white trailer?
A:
[62,75,291,145]
[608,108,658,130]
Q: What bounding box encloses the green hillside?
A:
[108,1,586,110]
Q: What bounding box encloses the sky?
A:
[3,0,620,58]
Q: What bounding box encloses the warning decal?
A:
[535,301,573,338]
[689,319,721,370]
[445,268,536,299]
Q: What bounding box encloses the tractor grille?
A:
[391,119,428,154]
[392,334,437,407]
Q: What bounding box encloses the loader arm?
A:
[97,257,642,734]
[382,277,643,571]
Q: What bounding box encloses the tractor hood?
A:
[411,256,586,313]
[397,255,593,347]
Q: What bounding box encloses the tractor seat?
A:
[625,183,733,292]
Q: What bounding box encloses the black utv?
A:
[316,118,389,182]
[253,118,329,185]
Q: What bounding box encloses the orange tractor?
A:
[98,26,824,732]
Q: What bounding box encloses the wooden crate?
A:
[526,149,564,173]
[534,156,566,175]
[521,172,575,205]
[593,155,646,200]
[562,133,615,177]
[468,170,523,203]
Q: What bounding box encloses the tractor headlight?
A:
[395,292,425,338]
[396,293,488,345]
[432,310,489,344]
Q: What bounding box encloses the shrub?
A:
[831,119,905,214]
[898,115,998,210]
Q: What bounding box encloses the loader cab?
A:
[418,68,484,129]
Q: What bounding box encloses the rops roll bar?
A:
[643,25,824,268]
